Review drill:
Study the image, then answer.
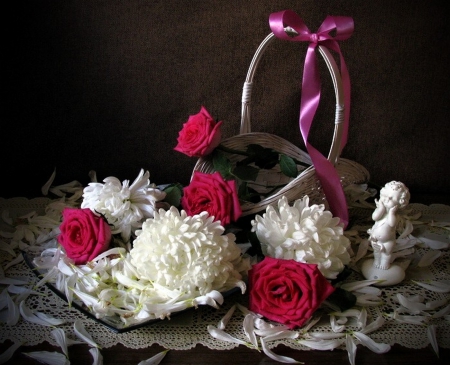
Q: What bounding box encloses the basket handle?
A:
[240,32,344,165]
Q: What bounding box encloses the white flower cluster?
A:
[130,206,248,296]
[33,206,248,327]
[81,169,166,242]
[251,196,350,279]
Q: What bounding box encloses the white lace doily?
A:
[1,198,449,351]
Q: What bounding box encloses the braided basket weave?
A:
[192,32,369,216]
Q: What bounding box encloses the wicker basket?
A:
[192,32,369,217]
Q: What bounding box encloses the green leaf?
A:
[212,149,233,179]
[279,154,298,178]
[326,287,357,312]
[162,183,183,207]
[233,165,259,182]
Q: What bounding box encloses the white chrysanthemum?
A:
[81,169,166,242]
[251,195,351,279]
[130,206,246,296]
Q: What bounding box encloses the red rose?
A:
[57,208,112,265]
[248,257,335,329]
[181,171,242,226]
[174,106,222,157]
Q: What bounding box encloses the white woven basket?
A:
[192,32,369,216]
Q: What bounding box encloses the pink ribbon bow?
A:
[269,10,354,228]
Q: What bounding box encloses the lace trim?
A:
[1,198,449,350]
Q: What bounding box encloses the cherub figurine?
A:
[362,181,410,286]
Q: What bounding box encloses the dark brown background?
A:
[3,0,449,202]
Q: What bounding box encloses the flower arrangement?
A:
[1,105,448,364]
[29,169,250,327]
[175,106,307,214]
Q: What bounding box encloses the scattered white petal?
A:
[426,299,448,310]
[396,294,426,314]
[432,304,450,318]
[74,319,101,348]
[19,301,62,327]
[243,314,259,348]
[346,334,357,365]
[0,277,28,286]
[0,341,21,364]
[35,312,66,326]
[309,332,346,340]
[89,347,103,365]
[412,280,450,293]
[0,240,16,257]
[217,305,236,330]
[260,337,303,364]
[340,280,384,292]
[263,330,299,342]
[6,292,20,326]
[418,250,442,267]
[207,325,250,347]
[137,349,170,365]
[353,331,390,353]
[298,338,344,351]
[51,329,69,358]
[360,316,386,334]
[42,169,57,195]
[23,351,69,365]
[387,312,428,325]
[427,324,439,358]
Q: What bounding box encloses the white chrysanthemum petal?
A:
[74,319,101,348]
[412,280,450,293]
[218,304,236,330]
[427,324,439,357]
[19,301,63,327]
[23,351,69,365]
[6,291,20,326]
[260,337,303,363]
[298,338,344,351]
[89,347,103,365]
[81,170,166,242]
[51,328,69,358]
[207,325,250,346]
[353,331,390,353]
[137,349,170,365]
[0,341,22,364]
[346,334,357,365]
[252,195,350,278]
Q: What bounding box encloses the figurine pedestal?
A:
[361,259,406,286]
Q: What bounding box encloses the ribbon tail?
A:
[308,146,349,228]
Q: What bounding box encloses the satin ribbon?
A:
[269,10,354,228]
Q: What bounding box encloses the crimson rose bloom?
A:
[57,208,112,265]
[181,171,241,226]
[174,106,222,157]
[248,257,335,329]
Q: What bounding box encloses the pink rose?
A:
[174,106,222,157]
[248,257,335,329]
[57,208,112,265]
[181,171,241,226]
